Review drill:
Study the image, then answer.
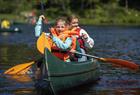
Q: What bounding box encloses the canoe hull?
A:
[38,49,100,94]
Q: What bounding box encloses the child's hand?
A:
[39,15,45,20]
[81,33,88,40]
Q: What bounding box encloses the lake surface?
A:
[0,24,140,95]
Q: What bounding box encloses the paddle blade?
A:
[37,32,51,54]
[101,58,139,70]
[4,61,34,75]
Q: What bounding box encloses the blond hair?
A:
[55,17,67,26]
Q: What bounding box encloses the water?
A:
[0,24,140,95]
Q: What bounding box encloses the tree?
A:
[0,0,16,13]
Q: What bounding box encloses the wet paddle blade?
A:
[101,58,139,70]
[4,61,34,75]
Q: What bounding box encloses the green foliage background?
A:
[0,0,140,25]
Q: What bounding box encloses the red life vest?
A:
[72,27,85,50]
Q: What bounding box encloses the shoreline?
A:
[0,14,140,26]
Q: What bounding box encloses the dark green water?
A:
[0,24,140,95]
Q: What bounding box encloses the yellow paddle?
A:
[4,61,34,75]
[4,32,51,75]
[37,32,51,53]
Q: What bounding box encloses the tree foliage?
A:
[0,0,140,14]
[0,0,140,24]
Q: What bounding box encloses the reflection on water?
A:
[0,44,39,95]
[0,46,8,63]
[7,75,33,83]
[0,44,40,70]
[0,73,35,95]
[0,25,140,95]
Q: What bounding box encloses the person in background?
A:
[1,18,11,29]
[35,15,81,62]
[67,15,94,62]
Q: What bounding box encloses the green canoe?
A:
[37,48,100,94]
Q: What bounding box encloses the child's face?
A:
[70,18,79,28]
[55,21,66,33]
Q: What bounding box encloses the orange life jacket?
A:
[49,28,77,61]
[71,27,80,36]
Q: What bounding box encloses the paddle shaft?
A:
[74,51,102,60]
[41,0,44,14]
